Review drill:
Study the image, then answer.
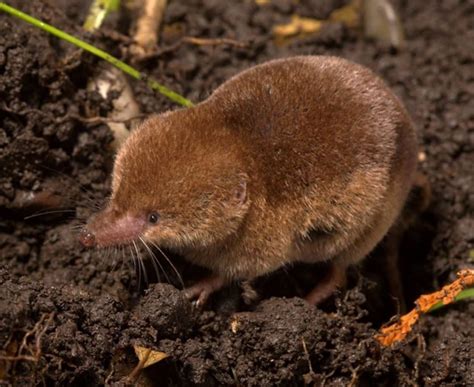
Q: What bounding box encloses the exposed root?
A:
[0,313,54,364]
[87,66,142,150]
[376,269,474,346]
[67,113,147,125]
[123,345,168,384]
[125,347,151,384]
[182,36,248,48]
[301,338,317,384]
[131,0,168,57]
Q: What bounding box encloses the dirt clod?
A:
[129,283,196,340]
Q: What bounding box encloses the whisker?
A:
[109,248,117,271]
[24,209,76,220]
[133,240,148,288]
[120,245,127,272]
[139,237,166,284]
[128,245,139,290]
[101,246,111,265]
[71,188,101,207]
[109,245,121,272]
[112,245,120,269]
[33,173,100,214]
[148,240,184,290]
[38,165,101,199]
[35,165,107,214]
[71,224,86,231]
[105,246,113,263]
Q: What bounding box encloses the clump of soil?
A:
[1,0,472,385]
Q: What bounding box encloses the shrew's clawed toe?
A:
[184,275,226,307]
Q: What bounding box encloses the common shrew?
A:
[80,56,418,306]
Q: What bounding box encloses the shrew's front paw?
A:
[183,275,226,308]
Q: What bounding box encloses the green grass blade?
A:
[84,0,121,31]
[0,2,193,107]
[428,287,474,312]
[109,0,121,11]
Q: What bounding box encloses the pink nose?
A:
[79,228,96,247]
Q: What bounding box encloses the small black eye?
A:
[148,212,160,224]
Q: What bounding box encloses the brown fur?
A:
[82,56,418,295]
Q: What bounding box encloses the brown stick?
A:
[131,0,168,57]
[0,313,54,363]
[125,347,151,383]
[182,36,248,48]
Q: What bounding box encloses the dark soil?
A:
[1,0,473,385]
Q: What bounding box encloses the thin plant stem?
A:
[0,2,194,107]
[84,0,120,31]
[429,287,474,312]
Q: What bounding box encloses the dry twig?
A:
[301,338,317,384]
[376,269,474,346]
[182,36,248,48]
[131,0,168,57]
[0,313,54,363]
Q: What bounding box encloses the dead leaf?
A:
[376,269,474,346]
[362,0,405,48]
[272,1,361,43]
[273,15,323,38]
[133,345,168,369]
[230,318,239,333]
[329,0,360,28]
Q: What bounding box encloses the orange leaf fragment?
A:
[273,15,323,38]
[376,269,474,346]
[329,0,361,28]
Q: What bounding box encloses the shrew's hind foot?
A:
[304,263,347,305]
[184,274,226,307]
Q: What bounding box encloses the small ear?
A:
[232,173,248,206]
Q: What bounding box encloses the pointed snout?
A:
[79,228,97,248]
[79,211,147,248]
